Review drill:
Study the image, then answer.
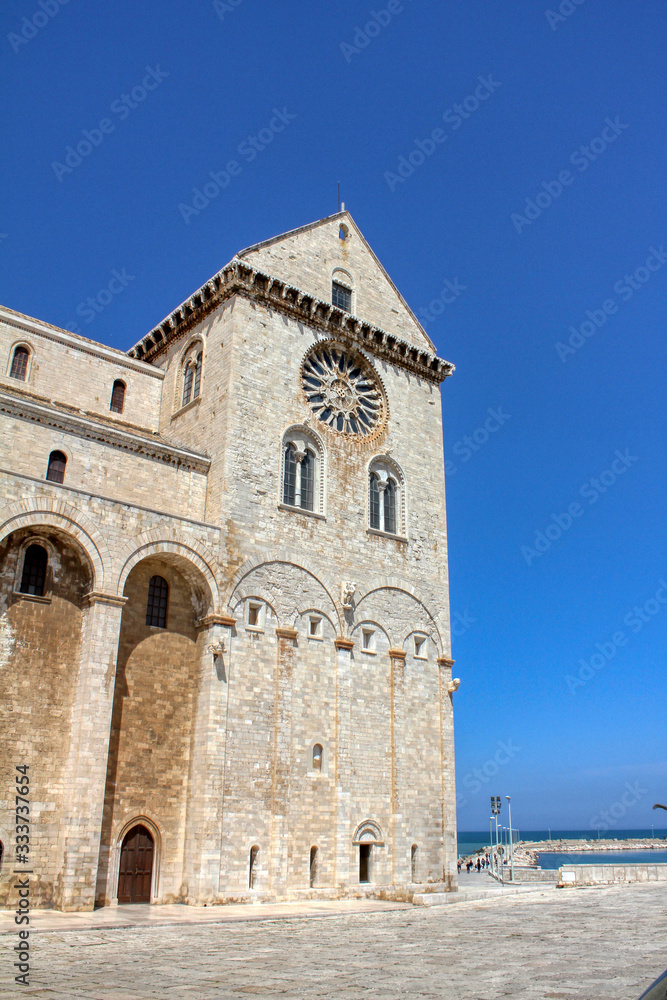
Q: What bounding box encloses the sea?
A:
[457,828,667,859]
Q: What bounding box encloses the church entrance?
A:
[118,825,154,903]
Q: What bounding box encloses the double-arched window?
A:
[281,427,325,515]
[179,342,203,409]
[368,458,405,536]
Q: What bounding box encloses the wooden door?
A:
[118,825,154,903]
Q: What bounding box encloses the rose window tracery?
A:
[301,344,385,436]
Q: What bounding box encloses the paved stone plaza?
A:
[4,882,666,999]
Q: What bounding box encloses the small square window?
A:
[309,616,323,638]
[247,602,262,629]
[332,282,351,312]
[414,635,427,658]
[361,628,375,652]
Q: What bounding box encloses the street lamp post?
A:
[506,796,514,882]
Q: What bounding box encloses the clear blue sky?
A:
[1,0,665,831]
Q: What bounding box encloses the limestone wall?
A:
[0,309,163,431]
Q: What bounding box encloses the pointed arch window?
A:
[146,575,168,628]
[10,345,30,381]
[46,451,67,484]
[384,478,396,535]
[19,544,48,596]
[192,352,202,399]
[299,449,314,511]
[110,380,126,413]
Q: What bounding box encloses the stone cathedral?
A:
[0,212,458,911]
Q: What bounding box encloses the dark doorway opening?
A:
[359,843,371,883]
[309,846,318,887]
[118,825,154,903]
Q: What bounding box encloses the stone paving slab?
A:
[2,882,666,999]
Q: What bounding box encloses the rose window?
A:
[301,344,385,435]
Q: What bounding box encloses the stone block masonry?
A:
[0,210,458,910]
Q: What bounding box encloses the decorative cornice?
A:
[127,260,455,384]
[334,637,355,650]
[438,657,455,668]
[196,614,236,629]
[275,626,298,640]
[0,306,163,379]
[0,391,210,474]
[388,647,407,660]
[83,591,128,608]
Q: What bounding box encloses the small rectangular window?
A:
[309,616,322,638]
[414,636,426,658]
[247,602,262,628]
[332,282,351,312]
[362,628,375,652]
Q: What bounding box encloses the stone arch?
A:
[226,553,342,631]
[110,812,165,904]
[6,339,35,381]
[0,501,108,591]
[354,580,443,654]
[353,819,384,845]
[116,534,219,615]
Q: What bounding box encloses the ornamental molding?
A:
[0,391,210,473]
[0,306,163,379]
[127,260,455,384]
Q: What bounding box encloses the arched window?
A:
[249,845,259,889]
[384,478,396,535]
[312,744,323,772]
[182,364,194,407]
[146,575,168,628]
[299,449,314,511]
[309,846,318,887]
[369,473,381,529]
[19,544,48,596]
[46,451,67,484]
[110,380,126,413]
[10,345,30,381]
[283,443,297,506]
[368,458,405,536]
[180,343,204,408]
[192,352,202,399]
[281,428,324,515]
[411,844,418,882]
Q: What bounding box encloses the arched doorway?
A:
[118,825,154,903]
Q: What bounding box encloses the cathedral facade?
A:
[0,212,458,911]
